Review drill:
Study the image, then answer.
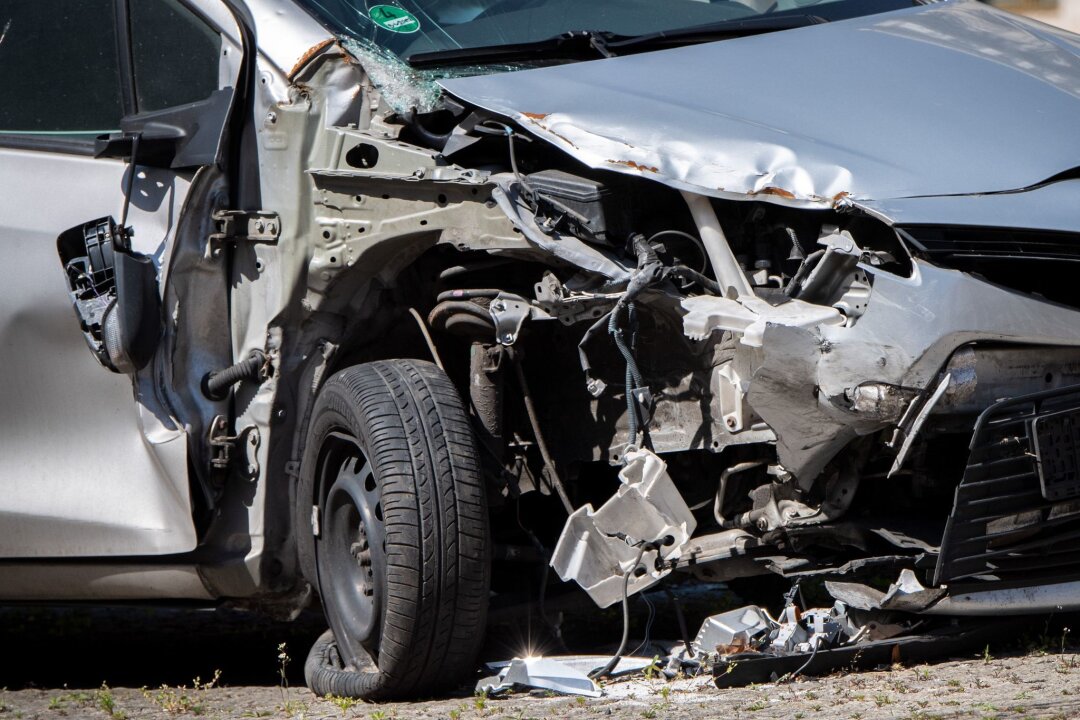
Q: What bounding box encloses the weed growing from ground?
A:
[275,643,308,719]
[96,684,126,720]
[326,695,363,715]
[47,689,96,713]
[142,669,221,715]
[874,693,893,707]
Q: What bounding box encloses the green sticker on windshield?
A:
[368,5,421,34]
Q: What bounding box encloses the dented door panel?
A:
[0,150,197,557]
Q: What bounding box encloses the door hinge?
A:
[208,414,261,479]
[208,210,280,257]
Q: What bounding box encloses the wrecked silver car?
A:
[4,0,1080,701]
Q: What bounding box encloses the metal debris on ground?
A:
[476,656,603,698]
[687,600,872,665]
[826,568,947,614]
[477,654,672,697]
[475,589,1012,698]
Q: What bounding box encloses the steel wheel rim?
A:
[318,431,387,669]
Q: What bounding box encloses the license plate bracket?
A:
[1032,407,1080,501]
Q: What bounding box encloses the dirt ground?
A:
[4,648,1080,719]
[2,606,1079,720]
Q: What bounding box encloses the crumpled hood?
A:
[441,0,1080,210]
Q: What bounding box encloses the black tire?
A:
[302,360,490,700]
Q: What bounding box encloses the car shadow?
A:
[0,605,327,689]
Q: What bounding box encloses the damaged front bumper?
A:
[544,236,1080,616]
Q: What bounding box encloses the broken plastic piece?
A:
[692,605,774,656]
[476,656,602,698]
[889,374,953,477]
[691,600,893,661]
[550,449,697,607]
[681,294,843,347]
[713,620,1008,688]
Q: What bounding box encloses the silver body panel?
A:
[0,150,198,558]
[0,564,213,601]
[861,178,1080,231]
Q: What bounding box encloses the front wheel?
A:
[302,360,490,700]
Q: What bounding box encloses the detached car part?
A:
[57,217,161,374]
[550,449,697,608]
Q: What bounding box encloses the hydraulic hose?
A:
[609,302,643,447]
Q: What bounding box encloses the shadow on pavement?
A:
[0,605,328,689]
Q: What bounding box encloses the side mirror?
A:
[57,218,162,374]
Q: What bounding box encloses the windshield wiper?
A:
[407,14,825,68]
[408,30,621,68]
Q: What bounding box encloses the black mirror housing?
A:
[57,217,162,374]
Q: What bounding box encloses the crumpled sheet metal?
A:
[441,0,1080,208]
[827,569,946,614]
[693,257,1080,481]
[550,449,697,608]
[477,656,601,698]
[746,324,862,484]
[830,573,1080,617]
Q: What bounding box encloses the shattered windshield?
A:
[296,0,921,63]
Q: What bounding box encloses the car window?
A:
[130,0,222,113]
[297,0,920,62]
[0,0,124,138]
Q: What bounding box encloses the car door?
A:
[0,0,242,557]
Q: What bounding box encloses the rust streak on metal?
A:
[289,38,336,80]
[609,159,659,173]
[548,129,579,149]
[750,186,797,200]
[522,112,549,120]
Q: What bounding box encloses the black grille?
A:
[899,226,1080,309]
[934,385,1080,588]
[901,226,1080,264]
